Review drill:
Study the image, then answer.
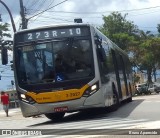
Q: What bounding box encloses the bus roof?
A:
[15,23,91,34]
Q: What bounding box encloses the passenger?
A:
[55,54,66,73]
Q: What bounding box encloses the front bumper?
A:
[19,89,104,117]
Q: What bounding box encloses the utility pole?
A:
[19,0,27,29]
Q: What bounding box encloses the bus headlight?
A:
[20,93,36,104]
[91,84,97,91]
[20,94,26,99]
[83,82,99,97]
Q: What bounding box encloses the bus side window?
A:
[96,41,110,83]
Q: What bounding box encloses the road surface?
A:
[0,93,160,137]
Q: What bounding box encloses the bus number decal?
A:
[24,28,87,42]
[36,32,40,39]
[76,28,81,35]
[69,29,73,35]
[44,31,49,38]
[28,33,32,40]
[52,31,57,37]
[66,92,80,98]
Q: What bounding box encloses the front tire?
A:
[45,112,65,121]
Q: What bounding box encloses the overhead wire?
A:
[31,16,73,22]
[28,0,70,26]
[23,0,30,8]
[25,2,160,32]
[30,0,40,7]
[27,5,160,15]
[30,0,55,23]
[39,14,102,19]
[34,0,48,13]
[28,0,69,20]
[27,4,160,27]
[26,0,41,14]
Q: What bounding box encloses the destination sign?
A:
[20,27,90,42]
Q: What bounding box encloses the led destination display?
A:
[15,27,90,43]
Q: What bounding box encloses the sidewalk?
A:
[0,107,22,118]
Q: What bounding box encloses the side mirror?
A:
[95,36,102,46]
[1,47,8,65]
[97,47,106,62]
[95,35,106,62]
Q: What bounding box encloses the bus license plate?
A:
[54,106,68,112]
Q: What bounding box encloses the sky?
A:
[0,51,15,91]
[1,0,160,90]
[1,0,160,34]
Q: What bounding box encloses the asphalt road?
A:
[110,93,160,120]
[0,93,160,137]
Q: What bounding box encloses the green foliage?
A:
[101,12,138,50]
[0,23,12,50]
[101,11,160,83]
[131,33,160,83]
[0,23,11,38]
[112,33,135,50]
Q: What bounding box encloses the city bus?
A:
[2,23,134,120]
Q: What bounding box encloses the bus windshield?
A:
[16,38,94,84]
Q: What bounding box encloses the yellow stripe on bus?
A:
[26,84,89,103]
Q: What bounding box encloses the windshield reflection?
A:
[16,38,94,84]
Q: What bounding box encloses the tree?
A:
[101,12,138,50]
[0,23,11,48]
[100,12,160,83]
[0,23,12,50]
[0,23,11,38]
[133,30,160,83]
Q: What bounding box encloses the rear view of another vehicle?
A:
[136,83,149,95]
[154,84,160,93]
[148,83,160,94]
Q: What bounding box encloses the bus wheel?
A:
[127,96,132,102]
[111,83,120,111]
[45,112,65,121]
